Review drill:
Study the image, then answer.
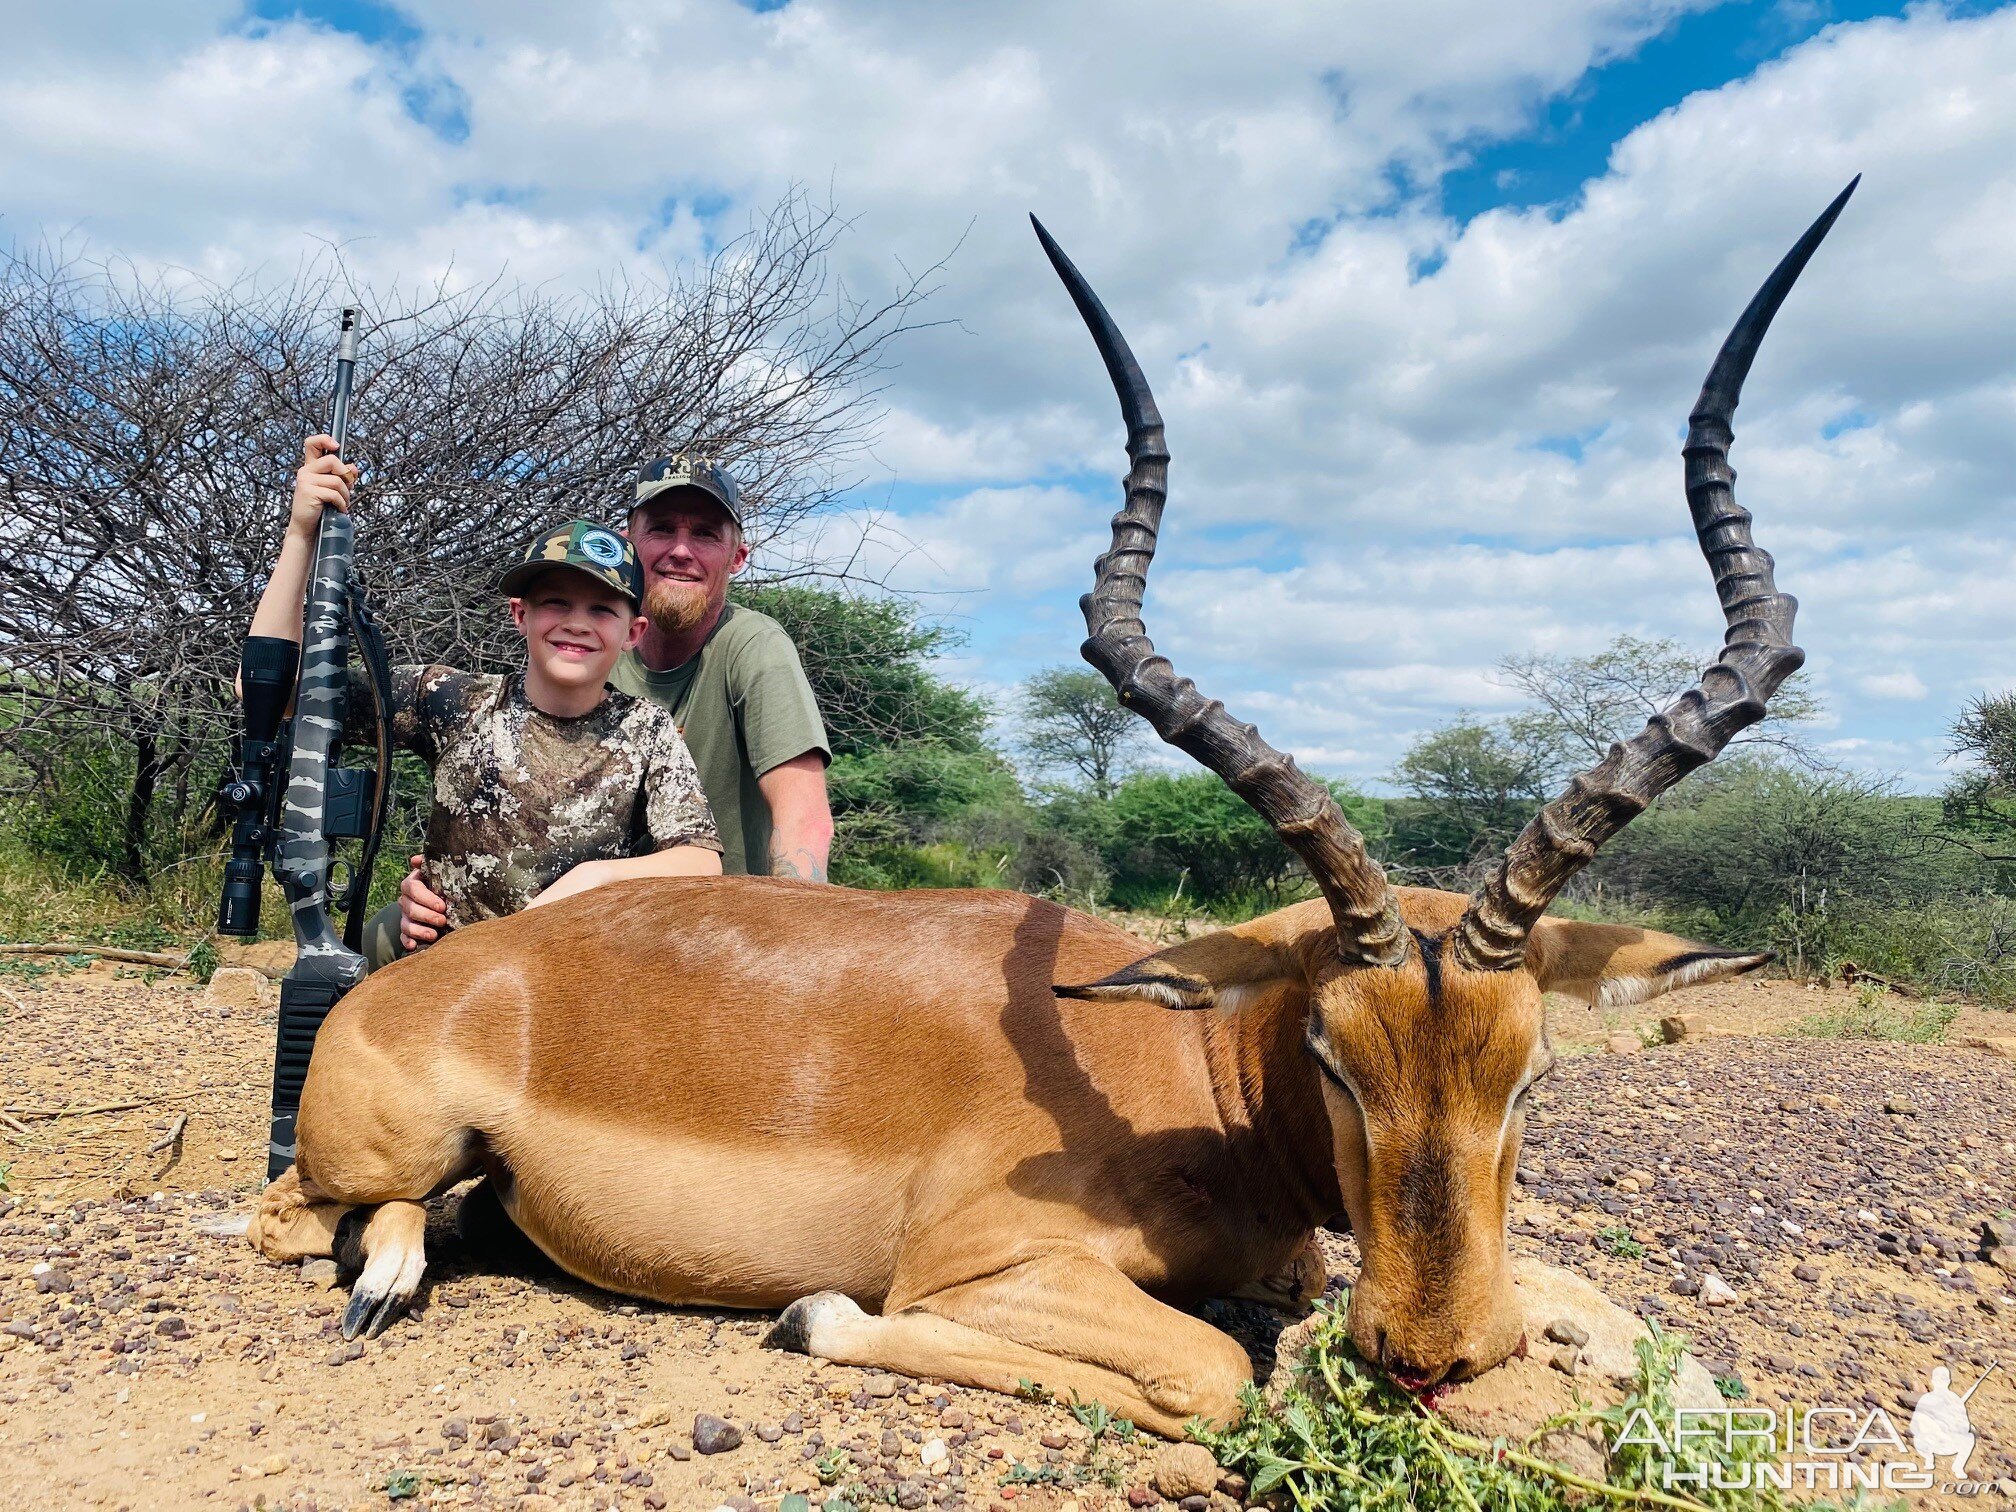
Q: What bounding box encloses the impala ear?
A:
[1056,927,1298,1011]
[1526,918,1773,1008]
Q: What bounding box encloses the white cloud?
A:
[4,1,2014,792]
[1857,670,1930,701]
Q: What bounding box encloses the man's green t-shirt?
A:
[610,604,830,876]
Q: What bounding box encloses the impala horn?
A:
[1033,216,1407,969]
[1453,178,1859,972]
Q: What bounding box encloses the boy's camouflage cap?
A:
[498,519,645,608]
[632,453,743,529]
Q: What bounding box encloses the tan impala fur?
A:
[252,877,1764,1433]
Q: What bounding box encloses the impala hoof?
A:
[766,1291,864,1356]
[342,1280,410,1340]
[340,1209,428,1340]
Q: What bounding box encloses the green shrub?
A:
[1793,984,1960,1044]
[1098,772,1382,912]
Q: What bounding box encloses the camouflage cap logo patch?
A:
[499,518,645,607]
[580,528,625,568]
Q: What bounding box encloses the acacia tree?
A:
[1386,714,1555,877]
[0,194,935,882]
[1019,665,1144,798]
[1499,634,1821,780]
[1942,691,2016,862]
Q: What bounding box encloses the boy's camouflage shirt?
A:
[347,665,721,929]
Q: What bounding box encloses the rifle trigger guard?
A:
[328,856,358,913]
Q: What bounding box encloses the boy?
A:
[248,435,722,969]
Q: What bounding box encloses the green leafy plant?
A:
[1713,1375,1748,1401]
[1596,1225,1647,1260]
[812,1448,853,1486]
[381,1469,420,1500]
[185,938,219,985]
[1067,1395,1135,1442]
[0,1162,13,1193]
[1013,1377,1054,1405]
[1085,1445,1127,1490]
[999,1461,1065,1486]
[1193,1297,1899,1512]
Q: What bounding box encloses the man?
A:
[398,454,832,949]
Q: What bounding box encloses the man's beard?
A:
[645,578,713,635]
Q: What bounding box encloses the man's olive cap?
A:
[499,519,645,608]
[632,453,743,529]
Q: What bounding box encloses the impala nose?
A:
[1375,1327,1480,1390]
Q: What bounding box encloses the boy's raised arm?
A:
[247,434,358,647]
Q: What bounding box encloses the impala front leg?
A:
[768,1243,1254,1438]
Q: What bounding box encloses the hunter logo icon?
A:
[1913,1363,1995,1479]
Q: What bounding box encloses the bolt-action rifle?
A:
[214,307,396,1181]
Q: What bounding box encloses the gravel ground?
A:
[1512,1031,2016,1491]
[2,960,2013,1509]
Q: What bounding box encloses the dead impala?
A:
[251,181,1855,1434]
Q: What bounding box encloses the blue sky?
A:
[6,0,2014,792]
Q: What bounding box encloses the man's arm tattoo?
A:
[769,844,828,883]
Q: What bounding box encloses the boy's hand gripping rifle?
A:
[214,306,396,1181]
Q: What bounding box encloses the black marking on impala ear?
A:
[1056,959,1215,1010]
[1659,947,1775,976]
[1597,947,1776,1008]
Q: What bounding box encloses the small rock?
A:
[1699,1273,1738,1307]
[1660,1013,1707,1043]
[34,1270,73,1294]
[1964,1035,2016,1061]
[1792,1263,1822,1283]
[1882,1096,1916,1116]
[1543,1317,1590,1348]
[1154,1442,1219,1500]
[201,967,277,1011]
[300,1258,340,1291]
[920,1438,948,1468]
[1981,1217,2016,1252]
[863,1373,900,1398]
[755,1422,783,1443]
[441,1418,469,1442]
[692,1413,743,1455]
[1605,1032,1642,1055]
[1549,1345,1581,1375]
[1127,1491,1156,1509]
